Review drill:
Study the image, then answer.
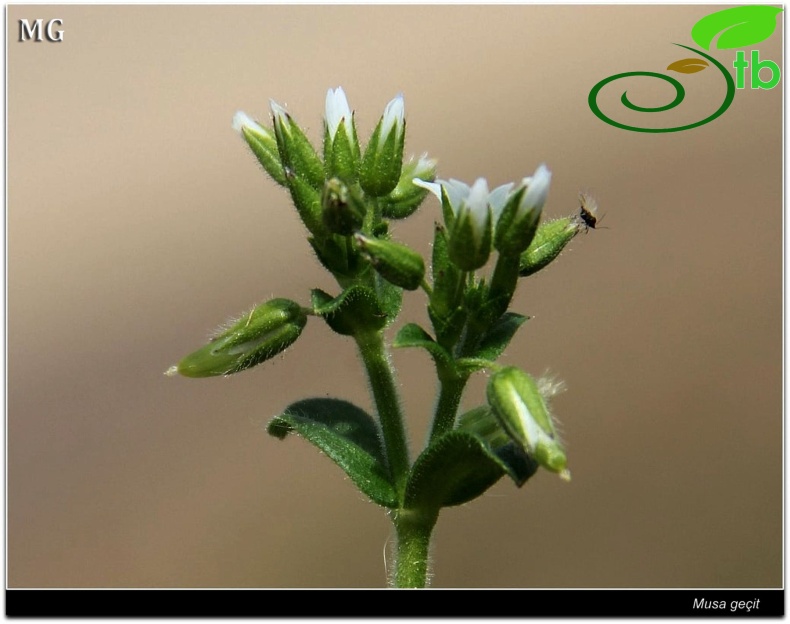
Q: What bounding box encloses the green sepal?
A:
[285,170,325,237]
[323,117,360,183]
[392,323,454,371]
[494,187,541,256]
[240,126,287,186]
[519,218,579,277]
[273,112,325,191]
[440,186,456,229]
[355,234,425,291]
[429,223,461,319]
[267,398,397,508]
[311,285,387,336]
[360,119,405,197]
[404,431,512,509]
[448,206,492,271]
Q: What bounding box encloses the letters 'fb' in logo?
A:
[589,6,782,133]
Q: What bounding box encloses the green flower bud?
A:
[321,178,366,236]
[519,217,580,277]
[486,367,569,478]
[354,233,425,291]
[494,164,552,256]
[323,87,360,182]
[270,100,325,190]
[360,95,405,197]
[284,169,325,237]
[380,154,437,219]
[168,299,307,378]
[232,112,287,186]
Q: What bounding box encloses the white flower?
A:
[325,87,354,142]
[414,177,513,223]
[380,94,405,141]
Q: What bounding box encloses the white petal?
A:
[325,87,352,141]
[520,164,552,216]
[443,179,472,211]
[413,178,442,200]
[488,182,515,223]
[380,94,405,138]
[232,111,264,135]
[465,178,490,230]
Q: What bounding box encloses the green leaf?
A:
[691,6,782,50]
[311,285,387,336]
[268,398,397,508]
[474,312,529,361]
[404,431,511,509]
[392,323,454,370]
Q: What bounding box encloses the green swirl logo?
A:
[589,6,782,133]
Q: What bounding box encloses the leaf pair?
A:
[268,398,537,510]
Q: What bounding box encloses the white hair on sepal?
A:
[537,370,567,399]
[207,302,261,341]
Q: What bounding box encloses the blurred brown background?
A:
[8,5,782,588]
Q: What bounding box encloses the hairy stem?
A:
[429,372,469,442]
[355,330,410,497]
[392,509,438,588]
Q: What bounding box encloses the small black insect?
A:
[577,192,603,232]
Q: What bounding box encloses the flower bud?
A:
[321,178,366,236]
[354,233,425,291]
[380,155,437,219]
[448,178,492,271]
[494,164,552,256]
[486,367,569,477]
[323,87,360,182]
[270,100,325,190]
[360,94,406,197]
[232,111,287,186]
[170,299,307,378]
[519,217,579,277]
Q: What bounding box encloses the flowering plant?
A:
[168,87,588,588]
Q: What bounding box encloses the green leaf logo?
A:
[667,58,710,74]
[691,5,783,50]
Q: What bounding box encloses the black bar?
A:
[5,589,784,617]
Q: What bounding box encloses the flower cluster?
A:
[170,87,592,586]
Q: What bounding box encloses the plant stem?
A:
[429,372,469,442]
[392,509,438,588]
[355,330,410,497]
